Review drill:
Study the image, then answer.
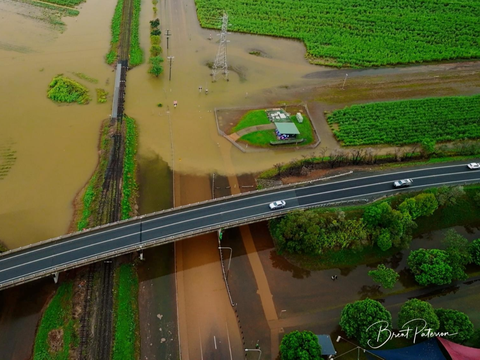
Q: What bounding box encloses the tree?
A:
[469,238,480,265]
[398,299,439,339]
[376,228,392,251]
[414,193,438,217]
[435,308,474,344]
[442,229,471,281]
[398,193,438,220]
[435,186,465,207]
[148,56,164,77]
[408,249,453,286]
[280,330,322,360]
[339,298,392,348]
[368,264,399,289]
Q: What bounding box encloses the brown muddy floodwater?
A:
[0,0,118,248]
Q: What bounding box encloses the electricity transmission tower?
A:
[211,12,229,82]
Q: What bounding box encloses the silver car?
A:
[269,200,286,210]
[393,179,413,188]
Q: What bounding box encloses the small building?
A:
[274,122,300,139]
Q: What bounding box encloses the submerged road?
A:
[0,162,479,290]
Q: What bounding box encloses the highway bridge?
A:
[0,162,478,290]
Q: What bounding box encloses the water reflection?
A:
[269,250,311,280]
[358,285,383,300]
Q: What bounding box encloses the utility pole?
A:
[211,12,230,82]
[166,29,171,50]
[167,56,174,81]
[342,73,348,90]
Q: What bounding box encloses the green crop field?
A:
[194,0,480,67]
[327,95,480,146]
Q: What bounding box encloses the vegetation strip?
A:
[34,282,76,360]
[128,0,143,66]
[47,75,90,104]
[327,94,480,146]
[76,121,112,230]
[106,0,124,64]
[112,264,140,360]
[35,0,84,8]
[195,0,480,67]
[73,72,98,84]
[148,18,164,76]
[17,0,79,16]
[121,116,138,219]
[96,89,108,103]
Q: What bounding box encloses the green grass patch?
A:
[106,0,124,64]
[34,282,76,360]
[195,0,480,67]
[327,94,480,146]
[112,264,140,360]
[232,110,271,133]
[239,115,313,147]
[73,72,98,84]
[239,129,277,145]
[96,88,108,103]
[121,116,138,220]
[47,75,90,104]
[128,0,144,67]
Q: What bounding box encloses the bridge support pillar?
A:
[53,272,59,284]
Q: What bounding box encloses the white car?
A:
[467,163,480,170]
[269,200,286,210]
[393,179,413,188]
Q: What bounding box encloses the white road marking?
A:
[226,322,233,360]
[214,335,217,350]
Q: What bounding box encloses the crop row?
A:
[194,0,480,67]
[40,0,83,8]
[327,95,480,146]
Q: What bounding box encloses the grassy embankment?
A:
[106,0,124,64]
[271,185,480,270]
[71,73,108,104]
[47,75,90,104]
[106,0,143,65]
[195,0,480,67]
[112,264,140,359]
[76,120,112,230]
[128,0,143,66]
[121,116,138,219]
[33,282,76,360]
[234,109,314,147]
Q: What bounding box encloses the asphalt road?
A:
[0,162,479,290]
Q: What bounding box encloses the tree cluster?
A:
[340,298,475,348]
[408,229,475,286]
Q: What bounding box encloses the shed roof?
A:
[316,335,337,356]
[275,122,300,135]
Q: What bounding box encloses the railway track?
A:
[76,0,134,356]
